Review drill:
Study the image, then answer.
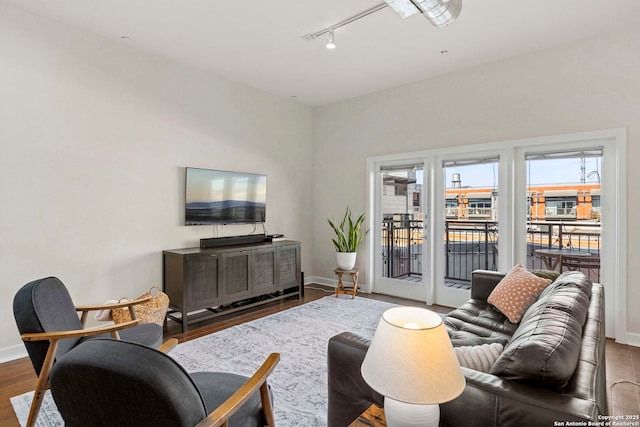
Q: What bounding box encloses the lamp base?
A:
[384,397,439,427]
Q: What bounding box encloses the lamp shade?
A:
[361,307,465,405]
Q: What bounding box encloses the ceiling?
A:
[3,0,640,106]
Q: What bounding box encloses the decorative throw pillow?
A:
[487,264,552,324]
[454,343,504,373]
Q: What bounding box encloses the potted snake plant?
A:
[328,207,368,270]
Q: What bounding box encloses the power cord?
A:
[305,286,335,293]
[612,379,640,388]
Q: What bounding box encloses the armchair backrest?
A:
[50,339,208,427]
[13,277,84,375]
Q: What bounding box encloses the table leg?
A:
[350,272,359,299]
[335,272,344,297]
[540,255,560,270]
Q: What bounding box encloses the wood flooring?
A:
[1,285,638,427]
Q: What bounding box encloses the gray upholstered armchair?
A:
[13,276,178,427]
[50,339,280,427]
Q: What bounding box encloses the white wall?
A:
[313,26,640,335]
[0,4,314,356]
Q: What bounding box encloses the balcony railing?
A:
[382,219,423,279]
[382,219,601,284]
[466,208,493,218]
[445,221,498,282]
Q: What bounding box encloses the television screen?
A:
[185,167,266,225]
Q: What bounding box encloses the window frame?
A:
[366,128,627,343]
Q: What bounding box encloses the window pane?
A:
[443,158,499,289]
[380,165,424,281]
[526,149,602,282]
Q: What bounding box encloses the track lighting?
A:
[326,30,336,50]
[303,1,462,49]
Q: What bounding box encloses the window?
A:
[395,182,407,196]
[545,197,577,219]
[368,129,625,341]
[468,199,492,217]
[445,198,458,218]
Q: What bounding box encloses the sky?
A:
[444,157,602,189]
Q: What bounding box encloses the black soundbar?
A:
[200,234,266,248]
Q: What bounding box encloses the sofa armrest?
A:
[327,332,383,427]
[441,368,601,427]
[471,270,505,301]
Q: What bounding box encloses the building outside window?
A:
[541,189,578,219]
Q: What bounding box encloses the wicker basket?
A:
[111,286,169,326]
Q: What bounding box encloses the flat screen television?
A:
[185,167,266,225]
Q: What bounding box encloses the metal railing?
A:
[445,221,498,282]
[526,221,601,282]
[381,219,601,283]
[466,208,493,218]
[381,219,423,279]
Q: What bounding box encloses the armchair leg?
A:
[26,386,46,427]
[260,382,276,427]
[26,340,59,427]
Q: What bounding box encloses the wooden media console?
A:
[163,240,302,332]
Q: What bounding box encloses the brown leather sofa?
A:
[327,270,607,427]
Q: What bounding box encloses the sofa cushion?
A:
[445,299,517,347]
[487,264,552,323]
[531,269,561,282]
[454,343,503,373]
[489,271,593,388]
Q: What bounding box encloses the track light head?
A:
[326,30,336,49]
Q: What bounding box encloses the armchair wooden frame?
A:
[21,297,178,427]
[195,352,280,427]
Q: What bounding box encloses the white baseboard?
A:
[624,332,640,347]
[0,344,27,364]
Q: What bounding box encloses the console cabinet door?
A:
[221,250,252,303]
[185,253,222,310]
[276,244,301,290]
[252,247,277,296]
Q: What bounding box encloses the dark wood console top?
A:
[163,239,299,255]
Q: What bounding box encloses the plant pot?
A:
[336,252,357,271]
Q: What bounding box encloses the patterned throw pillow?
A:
[487,264,552,324]
[455,343,504,373]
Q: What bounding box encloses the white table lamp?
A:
[361,306,465,427]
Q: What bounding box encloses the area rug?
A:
[11,295,399,426]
